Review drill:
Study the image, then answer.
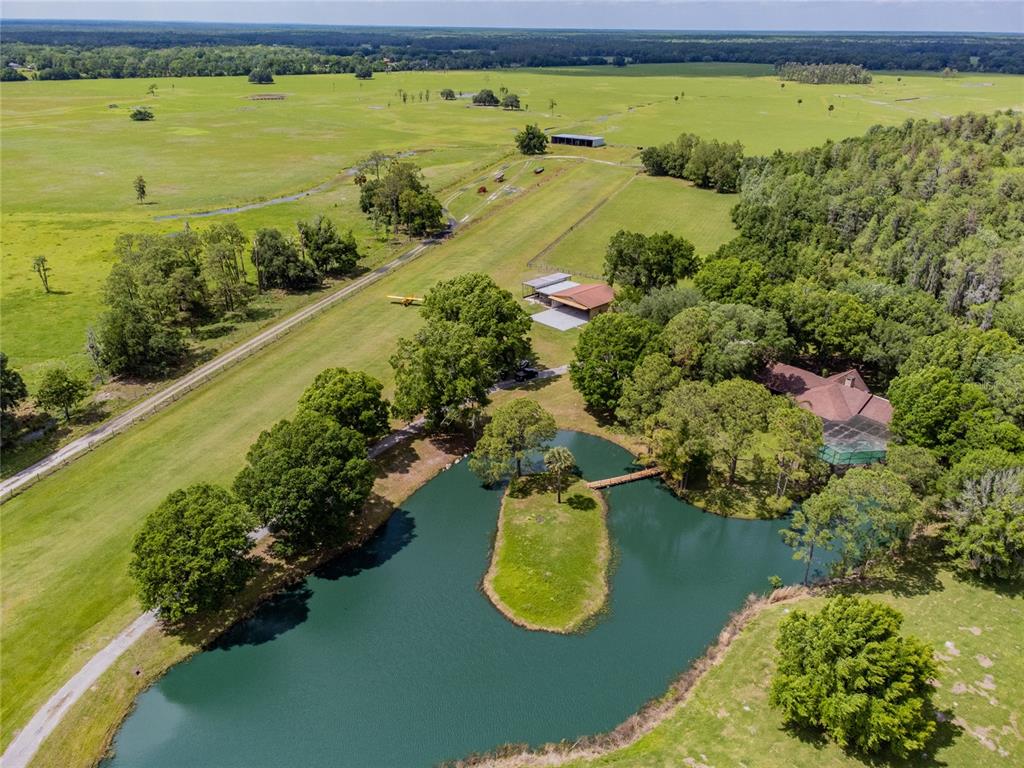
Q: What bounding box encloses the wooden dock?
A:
[586,467,663,489]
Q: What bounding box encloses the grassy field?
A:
[559,569,1023,768]
[2,64,1022,753]
[486,475,608,633]
[533,175,738,276]
[3,66,1021,384]
[0,158,631,747]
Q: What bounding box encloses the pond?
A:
[104,431,811,767]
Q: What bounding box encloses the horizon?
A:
[3,1,1023,35]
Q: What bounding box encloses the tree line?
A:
[775,62,872,84]
[3,24,1023,75]
[128,271,533,622]
[565,113,1024,586]
[356,158,447,237]
[94,216,360,378]
[640,133,744,193]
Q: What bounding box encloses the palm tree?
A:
[544,446,576,503]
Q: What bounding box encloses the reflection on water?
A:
[104,432,807,768]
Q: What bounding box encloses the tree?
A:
[603,230,696,293]
[96,301,186,377]
[35,367,89,421]
[545,446,577,503]
[616,352,681,436]
[360,161,445,236]
[618,284,701,326]
[296,216,360,275]
[353,61,373,80]
[661,302,793,382]
[297,367,390,442]
[501,92,521,110]
[129,484,255,623]
[202,222,250,312]
[515,123,548,155]
[31,255,52,293]
[129,107,154,121]
[704,378,774,485]
[769,401,823,499]
[439,88,456,100]
[885,445,942,498]
[421,273,532,376]
[390,319,495,429]
[648,380,713,490]
[470,399,557,483]
[234,411,374,546]
[472,88,500,106]
[0,353,28,415]
[134,175,147,203]
[548,98,557,113]
[569,313,660,413]
[769,596,937,758]
[251,228,318,291]
[0,352,28,439]
[944,468,1024,581]
[889,365,1010,459]
[787,467,922,579]
[248,67,274,84]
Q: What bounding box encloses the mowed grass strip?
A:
[0,158,631,747]
[487,477,609,633]
[535,175,738,276]
[560,571,1023,768]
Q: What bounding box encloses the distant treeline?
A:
[776,62,872,84]
[1,22,1023,77]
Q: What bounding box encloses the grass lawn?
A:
[557,568,1023,768]
[26,432,467,768]
[486,475,609,633]
[533,175,738,277]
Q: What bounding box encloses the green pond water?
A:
[104,431,812,767]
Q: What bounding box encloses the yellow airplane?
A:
[387,295,424,306]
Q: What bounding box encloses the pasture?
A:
[3,65,1021,386]
[2,63,1023,751]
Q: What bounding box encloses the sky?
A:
[2,1,1022,34]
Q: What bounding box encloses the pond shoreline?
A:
[480,482,611,635]
[35,433,470,768]
[444,585,812,768]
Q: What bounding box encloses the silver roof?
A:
[523,272,571,289]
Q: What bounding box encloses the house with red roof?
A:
[762,362,892,465]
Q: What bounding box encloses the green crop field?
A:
[563,571,1024,767]
[2,64,1023,753]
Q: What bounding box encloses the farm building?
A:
[550,133,606,148]
[762,363,893,465]
[523,273,615,331]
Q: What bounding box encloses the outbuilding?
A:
[548,283,615,318]
[550,133,605,148]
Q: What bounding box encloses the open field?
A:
[533,175,738,276]
[559,570,1024,768]
[2,63,1023,755]
[3,66,1021,383]
[486,476,608,633]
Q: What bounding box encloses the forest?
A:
[2,22,1023,77]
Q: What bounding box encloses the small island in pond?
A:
[485,475,610,633]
